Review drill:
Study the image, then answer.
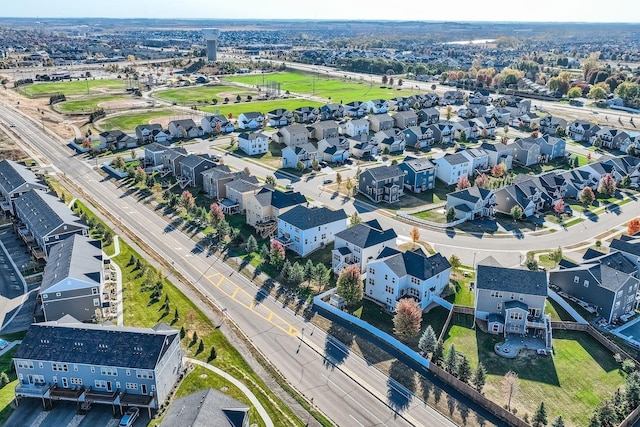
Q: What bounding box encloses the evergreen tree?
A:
[458,355,472,383]
[280,259,293,284]
[245,235,258,254]
[433,340,444,364]
[472,363,487,393]
[259,244,269,264]
[304,259,315,285]
[445,344,458,374]
[208,346,217,361]
[197,339,205,354]
[312,263,329,291]
[418,325,437,354]
[289,261,305,287]
[180,326,186,339]
[551,416,564,427]
[532,402,548,427]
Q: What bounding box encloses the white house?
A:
[460,147,490,174]
[365,248,451,311]
[281,143,318,169]
[331,219,397,275]
[433,152,472,186]
[238,132,269,156]
[237,112,264,130]
[365,99,390,114]
[277,205,348,256]
[343,119,370,138]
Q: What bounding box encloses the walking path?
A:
[104,236,123,325]
[186,358,274,427]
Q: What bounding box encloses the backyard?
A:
[0,346,18,426]
[22,79,126,96]
[441,314,626,426]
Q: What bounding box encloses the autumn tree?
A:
[503,371,520,411]
[492,163,506,178]
[598,173,616,197]
[410,226,420,248]
[474,173,489,189]
[393,298,422,339]
[345,177,355,196]
[418,325,437,354]
[456,176,471,191]
[349,211,362,227]
[336,264,363,305]
[628,218,640,236]
[269,240,285,269]
[580,186,596,206]
[336,172,342,189]
[449,254,461,276]
[180,190,195,211]
[553,199,565,215]
[209,203,224,226]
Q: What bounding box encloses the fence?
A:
[620,402,640,427]
[396,210,466,229]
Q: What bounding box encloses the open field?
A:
[56,95,128,113]
[0,347,18,425]
[99,109,186,131]
[224,71,415,103]
[154,85,256,104]
[201,98,322,118]
[442,314,625,426]
[23,79,126,96]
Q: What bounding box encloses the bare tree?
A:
[503,371,520,411]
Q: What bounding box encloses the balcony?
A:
[15,382,49,398]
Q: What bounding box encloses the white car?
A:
[285,184,294,190]
[119,407,140,427]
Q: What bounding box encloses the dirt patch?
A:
[0,129,27,161]
[99,99,152,110]
[149,113,202,129]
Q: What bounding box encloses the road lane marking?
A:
[349,415,365,427]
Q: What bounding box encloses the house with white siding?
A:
[277,205,347,256]
[238,132,269,156]
[332,219,397,275]
[433,153,471,186]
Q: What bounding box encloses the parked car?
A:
[0,340,8,350]
[323,178,333,184]
[285,184,294,190]
[119,407,140,427]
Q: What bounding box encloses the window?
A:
[574,276,579,284]
[411,277,420,285]
[368,278,375,286]
[321,234,326,240]
[136,370,154,380]
[16,361,34,369]
[56,292,61,297]
[42,294,48,299]
[94,380,107,389]
[74,365,78,371]
[385,286,394,294]
[584,280,589,288]
[386,298,392,305]
[52,363,68,372]
[70,378,83,385]
[369,268,375,275]
[126,382,139,390]
[497,303,502,310]
[509,312,523,321]
[92,287,98,295]
[91,367,95,373]
[384,274,388,280]
[510,293,515,300]
[295,237,300,243]
[392,278,396,284]
[126,369,131,376]
[100,367,118,376]
[93,298,100,307]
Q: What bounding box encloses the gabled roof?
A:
[610,237,640,257]
[0,159,45,194]
[145,142,168,153]
[160,388,249,427]
[135,123,162,132]
[375,248,451,281]
[253,187,306,209]
[169,119,197,129]
[240,112,263,120]
[401,156,435,172]
[335,219,397,249]
[181,154,214,169]
[14,190,88,239]
[14,317,179,369]
[437,152,469,166]
[225,178,260,194]
[41,235,102,293]
[448,186,493,203]
[313,120,338,130]
[476,265,547,296]
[278,205,347,230]
[201,165,233,180]
[479,141,510,153]
[363,165,405,181]
[368,113,393,123]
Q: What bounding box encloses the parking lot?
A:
[5,399,151,427]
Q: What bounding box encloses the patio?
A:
[495,334,548,358]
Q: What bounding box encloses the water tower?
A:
[203,28,220,62]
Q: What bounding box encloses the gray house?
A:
[549,252,639,323]
[161,388,249,427]
[39,235,106,323]
[144,143,170,168]
[135,124,163,144]
[358,165,406,204]
[474,265,551,348]
[160,147,188,177]
[14,190,89,258]
[178,154,215,188]
[610,236,640,275]
[0,159,47,215]
[13,317,183,414]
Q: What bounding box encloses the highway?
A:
[0,104,462,426]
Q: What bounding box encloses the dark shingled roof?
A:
[14,317,179,369]
[253,188,306,209]
[0,159,45,194]
[375,248,451,281]
[476,265,547,296]
[335,219,397,249]
[160,388,249,427]
[363,165,405,181]
[41,235,102,293]
[610,237,640,257]
[278,205,347,230]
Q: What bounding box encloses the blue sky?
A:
[4,0,640,23]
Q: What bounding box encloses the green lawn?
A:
[99,109,181,131]
[411,209,448,223]
[0,347,18,426]
[445,274,475,307]
[201,98,322,118]
[155,85,255,104]
[23,79,126,96]
[56,95,127,113]
[442,315,624,426]
[223,71,415,103]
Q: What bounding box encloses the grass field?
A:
[154,85,255,104]
[56,95,127,113]
[0,347,18,426]
[99,109,183,131]
[23,79,126,96]
[201,98,322,118]
[223,71,415,103]
[442,314,625,426]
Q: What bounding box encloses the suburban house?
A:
[446,187,497,221]
[38,235,107,323]
[178,154,215,188]
[311,121,339,141]
[13,317,183,412]
[365,248,451,311]
[160,148,188,177]
[317,137,350,164]
[331,219,397,275]
[410,93,439,109]
[393,110,418,129]
[245,188,306,237]
[293,106,318,124]
[135,124,164,144]
[567,120,600,142]
[0,159,47,215]
[274,124,309,146]
[144,143,170,168]
[266,108,293,127]
[319,104,344,121]
[99,130,137,150]
[160,388,249,427]
[479,141,513,170]
[487,107,512,124]
[493,173,564,218]
[281,143,318,169]
[512,112,541,129]
[14,190,89,258]
[349,139,378,159]
[202,166,244,200]
[460,148,490,174]
[237,112,264,130]
[433,152,471,186]
[441,90,464,105]
[238,132,269,156]
[358,165,406,203]
[277,205,348,256]
[534,134,566,159]
[403,125,435,149]
[453,120,479,140]
[390,96,412,111]
[342,119,370,138]
[417,108,440,126]
[201,115,235,134]
[474,265,551,347]
[368,114,394,132]
[470,90,491,105]
[602,156,640,187]
[430,121,456,144]
[375,130,405,154]
[365,99,389,114]
[168,119,203,139]
[539,115,567,135]
[512,137,542,166]
[559,168,599,199]
[398,156,436,193]
[224,179,261,213]
[550,251,639,323]
[610,235,640,275]
[590,127,632,150]
[472,117,497,137]
[343,101,367,118]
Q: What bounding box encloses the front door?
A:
[141,384,147,395]
[62,377,68,388]
[107,381,112,392]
